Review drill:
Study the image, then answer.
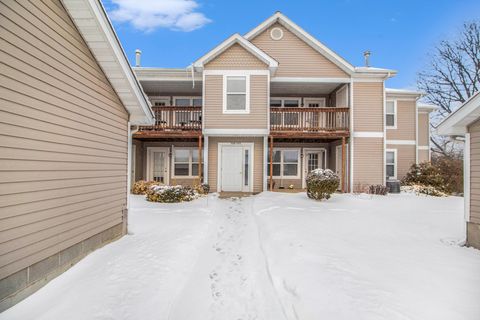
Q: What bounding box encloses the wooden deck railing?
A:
[270,107,349,132]
[138,106,202,133]
[136,106,350,136]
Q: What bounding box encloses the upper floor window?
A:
[386,150,397,179]
[386,100,397,128]
[224,76,249,113]
[174,97,202,107]
[270,98,300,108]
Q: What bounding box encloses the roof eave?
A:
[62,0,154,125]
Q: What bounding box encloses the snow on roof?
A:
[385,88,423,96]
[437,91,480,135]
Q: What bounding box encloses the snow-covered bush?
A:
[401,185,447,197]
[194,183,210,195]
[402,162,446,192]
[306,169,339,200]
[132,180,160,195]
[366,184,389,195]
[146,185,199,203]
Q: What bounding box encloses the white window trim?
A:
[146,147,170,184]
[269,148,301,179]
[171,147,201,179]
[223,75,250,114]
[386,100,397,129]
[385,149,397,180]
[173,96,202,106]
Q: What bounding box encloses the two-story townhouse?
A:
[132,12,435,193]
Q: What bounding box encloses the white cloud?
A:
[107,0,211,32]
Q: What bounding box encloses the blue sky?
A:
[103,0,480,89]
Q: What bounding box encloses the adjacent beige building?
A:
[437,91,480,250]
[132,12,433,193]
[0,0,153,311]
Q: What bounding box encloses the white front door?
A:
[219,144,253,192]
[303,149,326,188]
[147,148,169,184]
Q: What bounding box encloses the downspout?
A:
[127,123,139,210]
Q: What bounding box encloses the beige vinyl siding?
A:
[418,112,430,146]
[204,43,268,70]
[353,137,383,188]
[386,100,416,140]
[0,0,128,280]
[469,119,480,224]
[387,145,416,179]
[208,137,264,193]
[251,23,348,78]
[352,82,384,132]
[203,75,268,129]
[418,150,429,163]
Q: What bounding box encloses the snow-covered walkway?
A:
[1,192,480,320]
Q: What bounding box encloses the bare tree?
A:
[418,21,480,155]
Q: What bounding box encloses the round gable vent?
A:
[270,27,284,41]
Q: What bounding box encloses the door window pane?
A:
[153,152,165,183]
[308,153,319,172]
[244,149,249,186]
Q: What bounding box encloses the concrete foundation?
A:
[0,222,124,312]
[467,221,480,250]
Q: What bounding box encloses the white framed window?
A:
[269,97,301,108]
[172,148,201,178]
[223,75,250,113]
[267,149,301,178]
[386,149,397,180]
[304,98,326,108]
[173,96,202,107]
[386,100,397,129]
[150,96,170,106]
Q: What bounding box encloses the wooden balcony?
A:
[135,106,202,137]
[270,107,350,137]
[134,106,350,138]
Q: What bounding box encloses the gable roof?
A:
[193,34,278,74]
[437,91,480,136]
[244,12,355,75]
[62,0,154,125]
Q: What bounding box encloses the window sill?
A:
[223,110,250,114]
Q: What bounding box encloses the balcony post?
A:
[341,136,346,193]
[198,135,202,184]
[269,135,273,191]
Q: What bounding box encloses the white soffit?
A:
[437,91,480,136]
[62,0,154,125]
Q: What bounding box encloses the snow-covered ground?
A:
[2,192,480,320]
